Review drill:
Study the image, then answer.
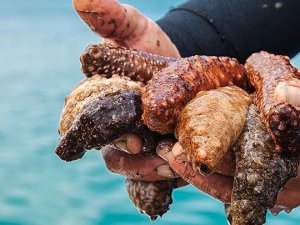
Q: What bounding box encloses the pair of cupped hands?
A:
[73,0,300,215]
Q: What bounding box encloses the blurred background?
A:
[0,1,299,225]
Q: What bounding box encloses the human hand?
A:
[101,137,180,182]
[73,0,180,58]
[102,135,300,215]
[101,138,235,202]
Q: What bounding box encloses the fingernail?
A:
[274,81,300,107]
[156,144,174,161]
[172,143,188,161]
[172,143,185,157]
[123,133,143,154]
[286,85,300,107]
[112,138,130,153]
[112,133,142,154]
[270,205,286,216]
[284,208,292,214]
[274,82,287,103]
[156,164,178,179]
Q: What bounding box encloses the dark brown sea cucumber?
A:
[59,75,141,136]
[228,104,298,225]
[55,90,162,161]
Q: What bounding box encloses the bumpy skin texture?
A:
[56,90,162,161]
[142,55,248,134]
[229,104,299,225]
[126,179,175,221]
[175,86,250,174]
[125,139,176,220]
[59,75,141,135]
[245,51,300,153]
[80,43,175,83]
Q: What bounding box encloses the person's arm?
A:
[157,0,300,62]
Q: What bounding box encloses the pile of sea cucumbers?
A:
[55,43,300,225]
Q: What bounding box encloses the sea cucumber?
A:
[59,74,141,135]
[125,139,177,220]
[80,43,175,83]
[126,179,175,221]
[228,104,298,225]
[175,86,250,174]
[56,90,161,161]
[245,51,300,153]
[142,55,248,134]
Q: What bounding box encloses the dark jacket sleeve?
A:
[157,0,300,62]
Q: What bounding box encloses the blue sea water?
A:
[0,1,299,225]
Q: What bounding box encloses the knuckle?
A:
[179,162,197,184]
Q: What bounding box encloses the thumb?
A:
[73,0,180,57]
[73,0,138,40]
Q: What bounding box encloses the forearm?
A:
[157,0,300,62]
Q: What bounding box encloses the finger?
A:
[175,178,189,188]
[157,143,233,203]
[101,145,177,181]
[159,142,235,177]
[284,164,300,191]
[214,150,236,177]
[110,133,143,154]
[73,0,132,39]
[270,188,300,215]
[270,166,300,215]
[73,0,180,57]
[170,158,233,204]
